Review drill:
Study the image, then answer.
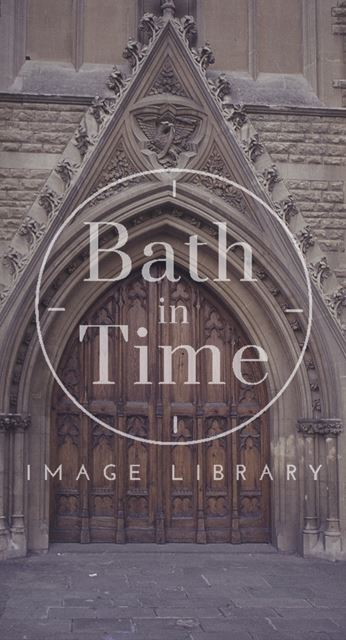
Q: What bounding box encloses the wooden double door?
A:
[50,269,270,543]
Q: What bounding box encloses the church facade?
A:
[0,0,345,562]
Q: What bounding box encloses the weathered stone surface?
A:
[0,102,86,243]
[286,178,346,255]
[252,114,346,166]
[0,168,49,242]
[0,103,85,154]
[0,547,346,639]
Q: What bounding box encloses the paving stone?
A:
[231,597,313,608]
[274,607,346,620]
[190,632,252,640]
[200,616,278,634]
[250,631,321,640]
[1,605,49,620]
[133,617,201,631]
[273,617,340,633]
[220,605,280,618]
[154,606,223,618]
[0,619,73,637]
[245,586,316,598]
[80,630,190,640]
[95,606,157,619]
[0,547,346,639]
[307,597,346,608]
[48,606,97,619]
[72,617,133,632]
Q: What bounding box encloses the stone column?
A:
[7,414,30,556]
[297,420,320,555]
[297,418,343,559]
[318,421,343,556]
[0,416,10,554]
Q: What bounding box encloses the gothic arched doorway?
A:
[50,268,270,543]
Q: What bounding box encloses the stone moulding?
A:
[0,414,31,431]
[297,419,343,436]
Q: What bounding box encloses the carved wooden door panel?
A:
[50,269,270,543]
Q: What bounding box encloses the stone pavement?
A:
[0,544,346,640]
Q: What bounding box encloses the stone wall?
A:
[252,114,346,165]
[0,102,85,245]
[1,102,346,289]
[252,112,346,287]
[0,167,48,243]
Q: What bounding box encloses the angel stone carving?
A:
[136,113,199,167]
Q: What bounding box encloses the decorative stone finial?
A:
[161,0,175,19]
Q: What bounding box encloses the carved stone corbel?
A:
[38,187,62,219]
[90,96,114,127]
[261,164,281,193]
[176,15,197,43]
[3,249,26,279]
[139,13,164,39]
[225,104,248,131]
[18,216,45,249]
[74,123,93,159]
[276,196,299,225]
[327,286,346,320]
[309,257,331,290]
[192,42,215,72]
[107,66,127,96]
[209,73,232,102]
[297,225,315,255]
[242,133,264,163]
[123,38,146,72]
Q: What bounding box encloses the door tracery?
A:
[50,268,270,543]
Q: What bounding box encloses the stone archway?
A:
[0,189,343,561]
[50,266,270,544]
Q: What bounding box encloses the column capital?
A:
[0,414,31,432]
[297,419,343,437]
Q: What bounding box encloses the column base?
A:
[0,527,10,559]
[324,531,343,559]
[302,529,321,556]
[8,527,27,558]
